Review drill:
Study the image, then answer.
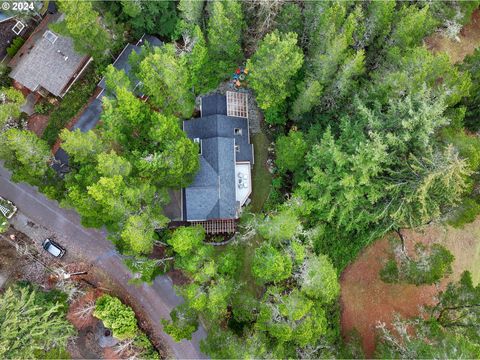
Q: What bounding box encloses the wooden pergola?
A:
[191,219,236,234]
[226,91,248,118]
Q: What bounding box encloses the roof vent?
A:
[57,50,68,61]
[44,30,58,44]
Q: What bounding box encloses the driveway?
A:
[0,164,207,359]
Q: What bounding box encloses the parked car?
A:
[42,238,66,258]
[0,196,17,219]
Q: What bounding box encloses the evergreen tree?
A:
[247,30,303,124]
[0,284,75,359]
[178,0,204,26]
[206,0,245,79]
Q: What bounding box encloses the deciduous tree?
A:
[0,129,52,185]
[52,0,111,59]
[206,0,245,79]
[0,87,24,130]
[137,44,194,118]
[121,0,178,39]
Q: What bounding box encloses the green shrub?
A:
[94,294,138,340]
[34,101,55,115]
[6,37,25,58]
[380,243,454,285]
[0,63,11,87]
[380,259,399,283]
[406,244,454,285]
[0,218,8,233]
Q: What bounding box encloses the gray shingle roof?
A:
[201,94,227,117]
[9,14,90,97]
[98,44,142,90]
[97,35,162,96]
[183,102,254,221]
[183,114,253,162]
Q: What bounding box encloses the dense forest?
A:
[1,0,480,358]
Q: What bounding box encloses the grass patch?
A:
[250,132,273,212]
[42,67,100,146]
[235,131,273,295]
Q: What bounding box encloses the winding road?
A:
[0,164,207,359]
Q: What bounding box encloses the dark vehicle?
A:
[42,238,66,258]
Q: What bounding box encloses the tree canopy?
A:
[0,284,74,359]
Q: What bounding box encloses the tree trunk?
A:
[395,228,412,261]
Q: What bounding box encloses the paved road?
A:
[0,164,207,359]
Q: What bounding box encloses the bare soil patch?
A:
[340,219,480,357]
[27,114,50,137]
[67,289,108,359]
[425,9,480,63]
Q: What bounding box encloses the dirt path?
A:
[340,219,480,357]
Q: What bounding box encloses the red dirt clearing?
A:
[340,218,480,357]
[340,237,440,358]
[425,9,480,64]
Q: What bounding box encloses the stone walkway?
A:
[20,92,36,116]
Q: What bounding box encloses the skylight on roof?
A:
[226,91,248,118]
[43,30,58,44]
[12,20,25,35]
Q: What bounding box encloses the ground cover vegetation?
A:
[1,0,480,358]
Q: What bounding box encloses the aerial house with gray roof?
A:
[9,13,92,98]
[182,91,253,234]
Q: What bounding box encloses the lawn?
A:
[236,131,273,295]
[249,132,273,212]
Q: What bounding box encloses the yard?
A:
[340,219,480,357]
[236,131,273,295]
